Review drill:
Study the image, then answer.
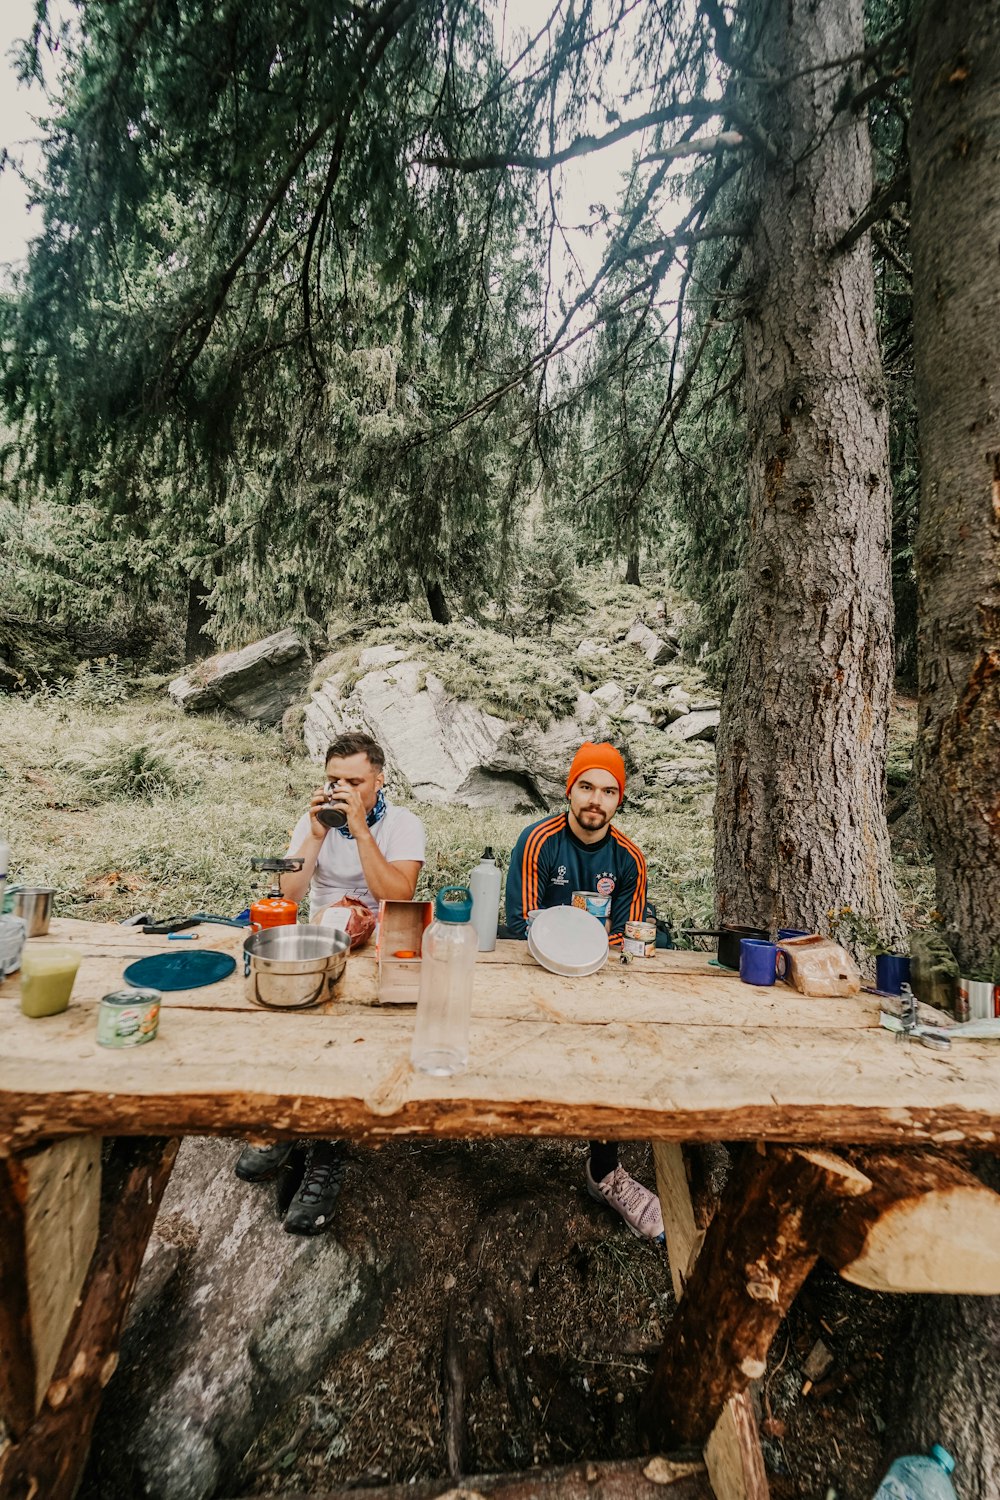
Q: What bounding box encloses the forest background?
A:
[0,0,998,1496]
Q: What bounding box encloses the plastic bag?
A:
[319,896,376,951]
[781,935,861,996]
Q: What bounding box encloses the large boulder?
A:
[662,708,720,743]
[169,628,311,726]
[304,654,612,811]
[625,619,680,666]
[83,1139,388,1500]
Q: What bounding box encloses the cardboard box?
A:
[377,900,433,1004]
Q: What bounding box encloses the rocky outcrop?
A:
[662,708,720,743]
[169,628,311,725]
[83,1138,389,1500]
[626,619,680,666]
[304,655,613,811]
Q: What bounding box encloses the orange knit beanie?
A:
[565,742,626,803]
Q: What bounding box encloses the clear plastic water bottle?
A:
[410,886,477,1076]
[468,848,501,952]
[873,1444,958,1500]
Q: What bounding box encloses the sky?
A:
[0,0,45,270]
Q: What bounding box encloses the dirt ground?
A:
[222,1137,909,1500]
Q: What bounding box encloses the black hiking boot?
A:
[283,1141,347,1235]
[234,1140,296,1183]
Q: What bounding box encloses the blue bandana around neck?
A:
[337,787,388,840]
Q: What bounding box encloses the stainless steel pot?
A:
[10,887,56,938]
[243,924,350,1010]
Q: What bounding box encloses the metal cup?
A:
[316,783,348,830]
[10,888,55,937]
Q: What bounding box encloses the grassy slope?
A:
[1,586,932,934]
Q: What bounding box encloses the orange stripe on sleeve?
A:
[522,814,563,916]
[611,827,648,924]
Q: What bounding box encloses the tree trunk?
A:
[714,0,902,941]
[426,579,452,625]
[625,550,641,587]
[184,578,215,664]
[910,0,1000,975]
[894,6,1000,1495]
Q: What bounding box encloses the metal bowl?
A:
[10,887,56,938]
[243,924,350,1010]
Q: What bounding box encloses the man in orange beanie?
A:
[504,742,663,1243]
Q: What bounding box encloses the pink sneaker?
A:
[586,1160,665,1243]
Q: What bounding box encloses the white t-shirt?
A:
[288,800,426,916]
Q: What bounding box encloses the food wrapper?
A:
[780,935,861,996]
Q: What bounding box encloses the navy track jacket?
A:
[505,812,647,947]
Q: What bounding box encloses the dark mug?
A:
[876,952,910,996]
[316,784,348,831]
[740,937,778,987]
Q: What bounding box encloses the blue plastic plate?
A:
[123,950,237,992]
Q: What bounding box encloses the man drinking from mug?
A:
[234,731,425,1235]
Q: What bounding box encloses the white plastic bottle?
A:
[873,1444,958,1500]
[469,848,501,952]
[0,834,9,912]
[410,886,477,1076]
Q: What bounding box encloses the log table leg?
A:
[644,1145,870,1460]
[651,1143,768,1500]
[0,1136,178,1500]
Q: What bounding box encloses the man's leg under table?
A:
[0,1134,178,1500]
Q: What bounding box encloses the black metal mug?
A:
[316,783,348,831]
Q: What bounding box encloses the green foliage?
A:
[61,729,196,802]
[516,516,586,636]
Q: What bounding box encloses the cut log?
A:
[819,1148,1000,1294]
[0,1137,177,1500]
[651,1143,769,1500]
[234,1454,712,1499]
[642,1145,870,1452]
[0,1136,101,1436]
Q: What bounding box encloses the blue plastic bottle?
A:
[873,1444,958,1500]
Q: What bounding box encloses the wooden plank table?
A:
[2,919,1000,1500]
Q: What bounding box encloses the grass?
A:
[0,686,719,927]
[0,580,932,936]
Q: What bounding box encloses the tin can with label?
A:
[585,893,611,930]
[623,919,657,957]
[97,987,162,1048]
[572,890,596,911]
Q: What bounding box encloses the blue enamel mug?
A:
[876,952,910,995]
[740,937,778,987]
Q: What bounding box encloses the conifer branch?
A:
[832,169,910,256]
[416,98,727,172]
[641,130,750,163]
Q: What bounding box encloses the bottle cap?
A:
[435,886,473,923]
[482,847,494,860]
[930,1445,955,1475]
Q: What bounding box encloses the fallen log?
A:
[228,1453,711,1500]
[818,1148,1000,1294]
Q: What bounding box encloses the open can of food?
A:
[97,987,162,1047]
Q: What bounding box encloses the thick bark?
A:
[625,550,641,586]
[910,0,1000,974]
[895,6,1000,1493]
[714,0,902,941]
